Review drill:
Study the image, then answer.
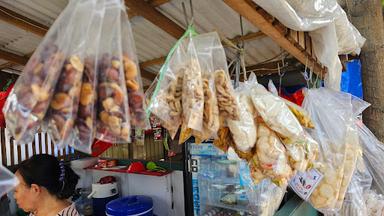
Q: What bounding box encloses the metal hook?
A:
[182,0,194,27]
[278,63,285,95]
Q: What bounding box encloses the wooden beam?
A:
[148,0,170,7]
[125,0,185,38]
[140,68,157,80]
[223,0,326,76]
[0,50,28,65]
[230,31,265,44]
[140,57,166,68]
[0,6,48,37]
[245,58,300,77]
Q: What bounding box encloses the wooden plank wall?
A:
[0,128,78,167]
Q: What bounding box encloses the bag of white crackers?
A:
[72,0,106,153]
[303,88,361,214]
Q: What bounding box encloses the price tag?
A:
[289,169,323,200]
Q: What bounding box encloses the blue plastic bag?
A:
[341,59,363,99]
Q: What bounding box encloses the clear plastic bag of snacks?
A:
[120,10,148,130]
[250,83,304,139]
[191,32,224,143]
[46,0,101,148]
[3,0,83,144]
[331,157,372,216]
[148,25,198,139]
[96,0,132,143]
[239,161,286,216]
[72,0,106,153]
[227,74,258,155]
[253,120,292,186]
[303,88,362,214]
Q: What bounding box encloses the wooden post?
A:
[345,0,384,140]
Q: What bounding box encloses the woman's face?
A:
[13,171,40,212]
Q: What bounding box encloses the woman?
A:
[14,154,80,216]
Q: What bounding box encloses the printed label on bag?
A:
[289,169,324,200]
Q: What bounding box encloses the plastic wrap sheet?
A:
[0,165,18,197]
[358,122,384,195]
[252,0,365,90]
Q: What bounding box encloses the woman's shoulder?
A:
[28,203,79,216]
[57,203,80,216]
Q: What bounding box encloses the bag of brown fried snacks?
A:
[71,0,106,153]
[190,32,224,143]
[120,9,149,130]
[95,0,133,143]
[3,0,93,144]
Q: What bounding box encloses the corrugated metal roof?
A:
[0,20,41,56]
[130,16,177,62]
[0,0,283,81]
[0,0,68,26]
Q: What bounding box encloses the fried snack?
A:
[123,55,146,128]
[250,84,303,139]
[227,91,257,153]
[5,44,65,143]
[335,127,360,209]
[213,127,231,152]
[97,55,130,142]
[47,55,84,144]
[156,72,184,138]
[249,154,267,184]
[214,70,240,121]
[282,133,320,173]
[193,75,220,143]
[256,121,293,186]
[283,98,315,129]
[74,57,97,149]
[182,59,204,131]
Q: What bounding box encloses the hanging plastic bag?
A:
[250,83,303,139]
[253,120,292,186]
[358,121,384,195]
[148,25,198,139]
[45,0,100,149]
[266,80,318,172]
[334,124,360,210]
[191,32,223,143]
[3,0,81,144]
[332,157,372,216]
[71,0,106,154]
[96,0,132,143]
[120,11,148,130]
[268,80,314,128]
[0,165,18,197]
[302,88,360,213]
[227,74,257,154]
[239,161,286,216]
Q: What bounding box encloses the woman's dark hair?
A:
[17,154,79,199]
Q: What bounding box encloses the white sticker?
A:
[289,169,324,200]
